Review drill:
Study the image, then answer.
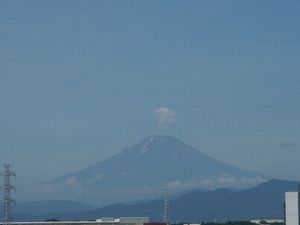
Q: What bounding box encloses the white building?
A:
[285,191,299,225]
[250,219,284,224]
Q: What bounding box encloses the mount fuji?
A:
[37,136,267,205]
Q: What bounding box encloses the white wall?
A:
[285,192,299,225]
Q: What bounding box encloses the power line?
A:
[1,165,16,225]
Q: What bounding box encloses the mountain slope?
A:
[37,136,266,205]
[23,179,299,222]
[169,178,299,222]
[14,200,95,215]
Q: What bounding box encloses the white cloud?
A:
[154,106,176,126]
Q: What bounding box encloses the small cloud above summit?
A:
[154,106,176,126]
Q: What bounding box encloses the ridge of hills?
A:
[13,179,300,222]
[0,200,94,217]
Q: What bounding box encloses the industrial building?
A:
[285,185,300,225]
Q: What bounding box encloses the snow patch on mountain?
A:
[140,136,154,154]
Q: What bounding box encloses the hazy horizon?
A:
[0,1,299,197]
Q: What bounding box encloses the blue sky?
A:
[0,0,300,191]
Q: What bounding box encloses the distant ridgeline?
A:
[10,179,300,223]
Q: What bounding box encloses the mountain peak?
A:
[139,135,177,154]
[41,135,266,205]
[141,135,179,143]
[140,136,155,154]
[136,135,193,155]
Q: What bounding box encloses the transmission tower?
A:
[163,186,170,224]
[1,165,16,225]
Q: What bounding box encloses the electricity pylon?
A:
[164,185,170,224]
[1,165,16,225]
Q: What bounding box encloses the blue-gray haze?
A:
[0,0,299,200]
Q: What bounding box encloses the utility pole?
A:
[1,165,16,225]
[164,185,170,224]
